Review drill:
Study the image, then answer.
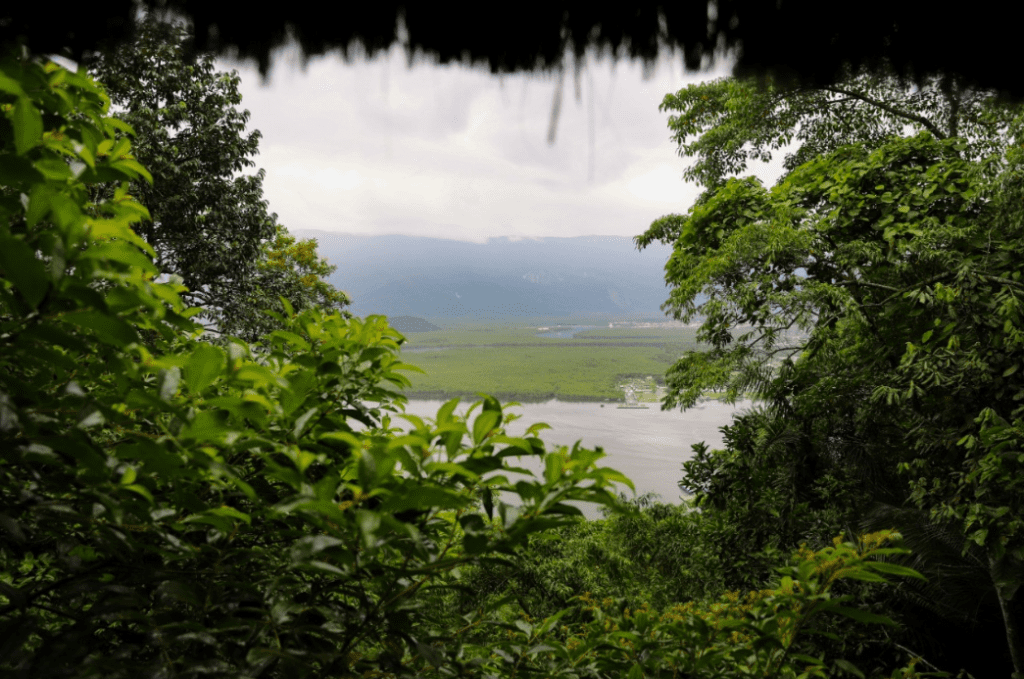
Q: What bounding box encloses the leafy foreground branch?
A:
[0,48,929,679]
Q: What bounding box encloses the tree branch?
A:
[822,86,947,140]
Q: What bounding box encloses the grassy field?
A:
[395,321,705,403]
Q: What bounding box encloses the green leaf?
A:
[34,158,73,180]
[839,570,888,583]
[111,156,153,184]
[865,561,927,581]
[0,72,27,97]
[270,330,310,351]
[525,422,551,437]
[12,96,42,154]
[436,397,460,424]
[182,343,226,394]
[472,410,500,445]
[544,454,564,484]
[293,407,318,439]
[358,451,377,489]
[124,484,154,502]
[355,509,381,548]
[424,461,479,481]
[207,506,251,525]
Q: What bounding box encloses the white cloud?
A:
[628,164,691,203]
[217,42,737,242]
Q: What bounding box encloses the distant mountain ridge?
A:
[296,231,677,321]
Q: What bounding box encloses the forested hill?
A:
[297,231,676,320]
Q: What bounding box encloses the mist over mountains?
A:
[297,231,678,322]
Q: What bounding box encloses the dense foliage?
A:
[0,47,633,677]
[78,13,348,342]
[0,42,935,679]
[640,66,1024,677]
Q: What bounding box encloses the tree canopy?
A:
[78,13,349,342]
[639,66,1024,678]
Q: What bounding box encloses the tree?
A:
[0,48,640,678]
[655,64,1017,196]
[231,224,352,344]
[638,69,1024,676]
[79,12,348,342]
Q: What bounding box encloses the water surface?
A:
[393,398,754,517]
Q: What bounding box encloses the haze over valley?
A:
[301,231,680,322]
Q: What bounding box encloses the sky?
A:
[207,40,788,244]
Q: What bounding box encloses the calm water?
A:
[389,398,754,517]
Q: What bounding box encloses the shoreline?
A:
[400,391,754,407]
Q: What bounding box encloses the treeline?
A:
[2,9,1023,679]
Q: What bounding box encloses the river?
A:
[392,397,755,518]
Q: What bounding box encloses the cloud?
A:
[628,164,691,203]
[219,43,737,242]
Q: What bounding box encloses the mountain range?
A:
[295,231,678,322]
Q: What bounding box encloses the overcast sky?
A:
[209,42,785,244]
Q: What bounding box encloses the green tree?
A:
[0,48,636,678]
[78,12,347,342]
[639,69,1024,676]
[238,224,352,343]
[659,64,1017,194]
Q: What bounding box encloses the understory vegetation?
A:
[3,12,1023,679]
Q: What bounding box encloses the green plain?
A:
[395,321,704,403]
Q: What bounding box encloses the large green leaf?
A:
[182,343,226,395]
[12,96,42,154]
